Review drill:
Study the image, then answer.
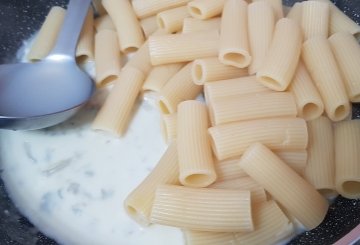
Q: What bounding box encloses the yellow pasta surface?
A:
[157,6,190,33]
[286,2,302,24]
[182,17,221,33]
[132,0,191,19]
[161,113,177,144]
[301,1,330,40]
[140,16,158,38]
[94,15,116,32]
[187,0,226,20]
[76,8,94,62]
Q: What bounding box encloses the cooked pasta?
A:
[204,76,271,102]
[219,0,251,68]
[214,157,248,181]
[124,141,179,225]
[257,18,302,91]
[329,32,360,103]
[182,17,221,33]
[140,16,158,38]
[157,6,190,33]
[102,0,144,53]
[253,0,284,20]
[92,67,145,136]
[305,116,336,197]
[239,143,329,230]
[94,15,116,32]
[183,201,294,245]
[158,63,203,114]
[208,92,297,126]
[27,6,66,61]
[247,1,275,75]
[149,30,220,65]
[177,101,216,187]
[301,1,329,40]
[187,0,226,20]
[334,120,360,199]
[94,30,122,87]
[286,2,302,24]
[208,117,308,160]
[142,63,184,92]
[161,113,177,144]
[150,185,253,232]
[275,150,308,176]
[288,61,324,121]
[302,36,350,121]
[76,8,94,62]
[192,57,248,85]
[132,0,191,19]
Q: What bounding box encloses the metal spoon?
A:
[0,0,95,130]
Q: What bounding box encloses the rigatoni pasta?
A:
[214,157,247,182]
[124,141,179,225]
[286,2,302,24]
[301,1,329,40]
[253,0,284,20]
[192,57,248,85]
[334,120,360,199]
[27,6,66,61]
[302,36,350,121]
[247,1,275,75]
[288,61,324,121]
[150,185,253,232]
[305,116,336,196]
[102,0,144,53]
[92,67,145,136]
[257,18,302,91]
[158,63,203,114]
[182,17,221,33]
[157,6,190,33]
[177,101,216,187]
[239,143,329,230]
[204,76,271,102]
[142,63,184,92]
[132,0,191,19]
[275,150,308,176]
[140,16,158,38]
[208,117,308,160]
[187,0,226,20]
[149,30,220,65]
[76,8,94,62]
[161,113,177,143]
[208,92,297,126]
[94,15,116,32]
[94,30,121,87]
[219,0,251,68]
[329,32,360,102]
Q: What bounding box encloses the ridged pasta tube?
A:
[301,1,330,40]
[132,0,191,19]
[156,6,190,33]
[182,17,221,33]
[187,0,226,20]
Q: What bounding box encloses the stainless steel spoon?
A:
[0,0,95,130]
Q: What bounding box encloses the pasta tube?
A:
[150,185,253,232]
[177,101,216,187]
[132,0,191,19]
[192,57,248,85]
[94,30,121,87]
[334,120,360,199]
[157,6,190,33]
[257,18,302,91]
[253,0,284,20]
[103,0,144,53]
[214,157,248,182]
[142,63,184,92]
[140,16,158,38]
[27,6,66,61]
[305,116,336,197]
[92,67,145,136]
[248,1,275,75]
[219,0,251,68]
[208,92,297,126]
[275,150,308,176]
[149,30,220,65]
[329,32,360,103]
[204,76,271,102]
[124,141,179,225]
[182,17,221,34]
[76,8,94,62]
[286,2,302,24]
[187,0,226,20]
[94,15,116,32]
[302,36,350,121]
[239,143,329,230]
[288,61,324,121]
[301,1,329,40]
[160,113,177,144]
[158,63,203,114]
[184,201,294,245]
[208,117,308,160]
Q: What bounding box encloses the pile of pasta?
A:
[28,0,360,244]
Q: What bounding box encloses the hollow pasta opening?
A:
[159,99,170,114]
[189,6,203,18]
[184,174,211,187]
[157,16,165,29]
[334,104,347,120]
[193,63,204,83]
[342,181,360,195]
[101,75,118,87]
[302,103,320,120]
[319,188,337,198]
[123,46,138,54]
[260,76,281,91]
[223,52,246,66]
[126,205,138,216]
